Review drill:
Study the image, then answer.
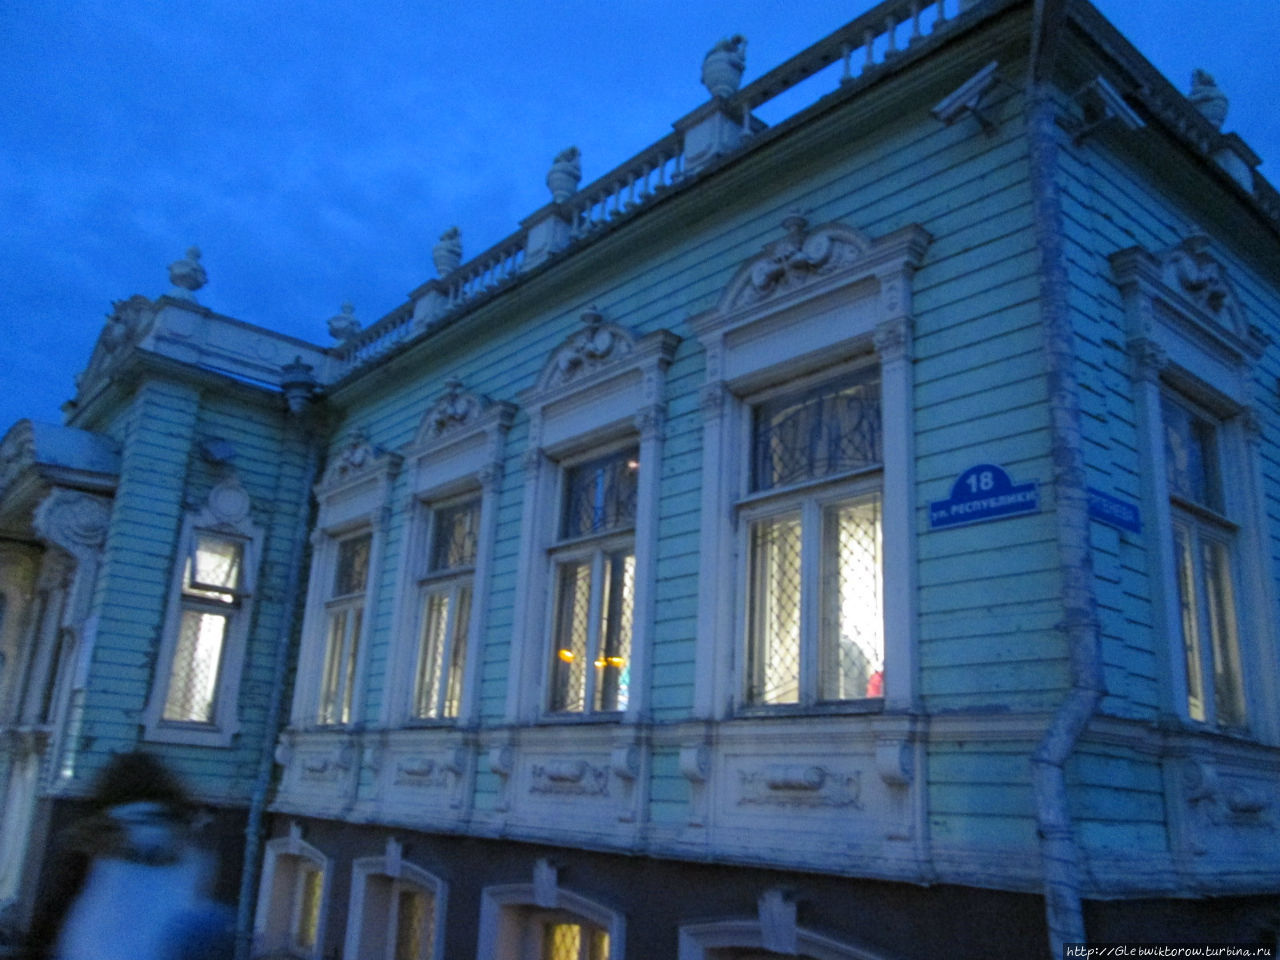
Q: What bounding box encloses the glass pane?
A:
[413,592,450,719]
[334,533,372,597]
[319,606,360,724]
[589,929,611,960]
[594,550,634,712]
[544,923,582,960]
[561,449,639,539]
[747,513,803,704]
[394,888,432,960]
[550,561,592,712]
[444,584,471,718]
[1163,397,1221,511]
[162,609,227,722]
[821,495,883,701]
[1173,528,1206,722]
[342,607,362,724]
[1202,538,1247,729]
[752,370,881,492]
[430,499,480,572]
[186,535,243,600]
[295,865,323,950]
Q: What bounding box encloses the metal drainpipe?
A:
[233,388,322,960]
[1025,74,1106,956]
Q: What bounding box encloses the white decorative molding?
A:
[530,759,610,797]
[689,215,930,719]
[317,428,403,495]
[738,765,861,809]
[532,858,558,909]
[32,489,111,558]
[535,306,638,393]
[507,307,680,723]
[758,888,798,956]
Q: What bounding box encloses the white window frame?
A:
[344,839,448,960]
[1114,237,1279,743]
[291,431,401,729]
[507,307,679,724]
[143,477,263,746]
[543,442,640,717]
[735,364,885,710]
[690,216,930,719]
[255,823,331,960]
[477,860,625,960]
[383,380,513,727]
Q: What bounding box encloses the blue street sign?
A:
[1087,487,1141,533]
[930,463,1039,530]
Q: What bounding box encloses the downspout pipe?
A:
[234,373,323,960]
[1025,1,1106,955]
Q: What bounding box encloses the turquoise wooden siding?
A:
[306,58,1072,832]
[67,378,311,801]
[80,380,199,780]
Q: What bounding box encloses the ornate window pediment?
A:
[531,307,645,398]
[1112,236,1264,372]
[317,429,403,499]
[709,216,930,331]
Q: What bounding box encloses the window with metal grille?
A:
[293,860,325,955]
[548,447,638,714]
[412,497,479,720]
[161,533,245,723]
[1163,394,1248,731]
[318,531,372,725]
[741,368,884,707]
[542,920,610,960]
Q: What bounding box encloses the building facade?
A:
[2,1,1279,957]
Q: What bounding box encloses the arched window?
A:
[345,839,447,960]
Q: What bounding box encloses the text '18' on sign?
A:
[930,464,1039,530]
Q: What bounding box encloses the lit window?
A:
[412,498,479,720]
[319,531,372,725]
[294,861,325,953]
[742,368,883,707]
[1163,395,1247,730]
[548,448,638,714]
[161,534,244,723]
[541,918,610,960]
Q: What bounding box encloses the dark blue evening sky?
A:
[1,1,1276,434]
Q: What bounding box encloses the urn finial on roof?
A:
[1189,69,1228,129]
[702,35,746,99]
[546,146,583,203]
[433,226,463,276]
[167,246,207,301]
[328,301,362,341]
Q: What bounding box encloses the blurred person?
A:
[22,751,233,960]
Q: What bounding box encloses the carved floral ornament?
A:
[33,489,112,555]
[317,428,402,492]
[536,306,639,392]
[417,377,490,442]
[75,295,159,395]
[1112,236,1257,352]
[715,215,931,316]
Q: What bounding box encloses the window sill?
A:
[537,711,625,726]
[734,698,886,720]
[143,718,236,747]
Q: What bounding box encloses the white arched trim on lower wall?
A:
[477,858,625,960]
[678,908,899,960]
[344,837,448,960]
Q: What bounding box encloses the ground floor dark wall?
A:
[1085,896,1280,950]
[268,816,1051,960]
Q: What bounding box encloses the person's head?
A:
[86,752,191,862]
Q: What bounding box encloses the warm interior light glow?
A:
[558,649,575,662]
